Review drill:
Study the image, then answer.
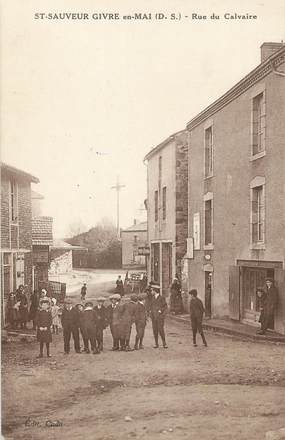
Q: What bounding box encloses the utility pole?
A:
[111,175,125,238]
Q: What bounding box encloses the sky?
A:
[1,0,285,237]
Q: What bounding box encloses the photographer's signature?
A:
[24,417,63,428]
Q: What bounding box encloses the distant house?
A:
[1,163,39,321]
[32,216,53,290]
[121,220,148,269]
[49,239,87,275]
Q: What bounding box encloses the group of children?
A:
[35,292,149,358]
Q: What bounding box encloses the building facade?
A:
[145,130,188,297]
[32,216,53,290]
[1,163,39,320]
[121,220,148,269]
[185,42,285,334]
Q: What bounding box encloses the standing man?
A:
[116,275,124,297]
[61,299,81,354]
[149,287,168,349]
[258,278,278,334]
[122,294,138,351]
[16,285,29,330]
[134,294,147,350]
[107,294,121,350]
[94,297,108,352]
[189,289,207,347]
[81,283,87,302]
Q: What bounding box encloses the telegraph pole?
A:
[111,175,125,238]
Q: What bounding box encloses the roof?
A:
[1,162,39,183]
[31,190,44,200]
[52,239,87,251]
[121,221,147,232]
[32,216,53,245]
[144,130,186,162]
[187,44,285,131]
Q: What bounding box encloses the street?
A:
[2,275,285,440]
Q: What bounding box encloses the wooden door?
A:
[229,266,240,320]
[242,267,266,322]
[162,243,172,297]
[274,269,285,334]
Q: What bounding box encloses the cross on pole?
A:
[111,175,125,238]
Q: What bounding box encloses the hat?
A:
[97,296,106,302]
[51,298,57,305]
[189,289,197,296]
[130,294,138,302]
[85,301,93,308]
[41,289,47,295]
[64,298,73,304]
[265,278,274,283]
[112,294,121,300]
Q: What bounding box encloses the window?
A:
[205,126,213,177]
[204,199,213,245]
[251,185,265,243]
[134,235,138,244]
[154,190,158,222]
[158,156,162,183]
[151,243,160,284]
[162,186,166,220]
[252,92,265,156]
[10,180,18,222]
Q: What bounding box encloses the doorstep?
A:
[168,314,285,343]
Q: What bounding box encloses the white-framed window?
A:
[205,126,213,177]
[154,190,158,222]
[162,186,166,220]
[10,180,18,223]
[250,177,265,246]
[204,192,213,248]
[252,91,265,157]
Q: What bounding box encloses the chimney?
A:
[260,42,284,63]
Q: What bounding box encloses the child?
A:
[51,298,61,334]
[94,297,108,352]
[189,289,207,347]
[35,299,52,358]
[134,294,147,350]
[81,302,97,354]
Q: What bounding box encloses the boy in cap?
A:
[35,299,52,358]
[81,302,98,354]
[189,289,207,347]
[61,299,81,354]
[134,293,147,350]
[94,297,108,352]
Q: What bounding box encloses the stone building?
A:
[1,163,39,319]
[185,42,285,334]
[121,220,148,269]
[144,130,188,297]
[49,239,87,275]
[32,216,53,290]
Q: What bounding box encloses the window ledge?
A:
[250,151,266,161]
[204,174,214,180]
[204,244,214,250]
[250,243,266,250]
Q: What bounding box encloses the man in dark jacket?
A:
[94,297,108,352]
[106,294,121,350]
[257,278,278,334]
[189,289,207,347]
[134,294,147,350]
[81,302,98,354]
[149,287,168,348]
[61,300,81,354]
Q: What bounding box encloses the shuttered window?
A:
[204,199,213,245]
[252,92,265,156]
[205,126,213,177]
[162,186,166,220]
[251,185,265,243]
[154,190,158,222]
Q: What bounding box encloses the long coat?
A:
[6,295,19,326]
[29,292,39,321]
[112,303,127,339]
[120,301,138,339]
[36,310,52,343]
[189,297,205,323]
[149,295,168,320]
[94,305,108,330]
[16,292,29,323]
[81,309,97,339]
[61,307,80,330]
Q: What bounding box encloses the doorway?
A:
[205,271,212,317]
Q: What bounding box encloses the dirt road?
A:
[2,280,285,440]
